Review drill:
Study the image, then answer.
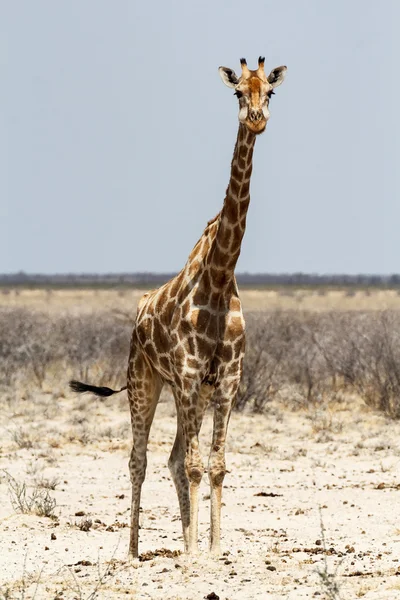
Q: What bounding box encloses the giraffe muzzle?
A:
[249,109,264,123]
[246,111,267,134]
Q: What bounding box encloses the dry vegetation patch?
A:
[2,306,400,419]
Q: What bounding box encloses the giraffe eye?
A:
[234,90,243,99]
[267,90,275,99]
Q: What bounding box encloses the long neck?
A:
[208,123,256,286]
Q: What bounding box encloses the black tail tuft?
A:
[69,380,127,397]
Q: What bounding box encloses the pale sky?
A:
[2,0,399,274]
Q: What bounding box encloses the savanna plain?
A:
[1,288,400,600]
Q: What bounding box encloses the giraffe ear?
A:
[267,66,287,88]
[219,66,239,88]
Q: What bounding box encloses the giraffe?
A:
[70,56,286,558]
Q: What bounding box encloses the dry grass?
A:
[3,287,400,313]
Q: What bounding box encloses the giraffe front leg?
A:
[185,435,204,554]
[208,378,239,556]
[169,384,213,554]
[168,433,203,554]
[171,379,206,555]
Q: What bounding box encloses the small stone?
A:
[267,565,276,572]
[75,511,85,517]
[51,533,57,540]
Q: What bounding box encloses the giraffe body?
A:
[70,57,286,558]
[128,221,247,557]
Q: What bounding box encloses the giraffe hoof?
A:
[127,553,140,568]
[186,547,200,557]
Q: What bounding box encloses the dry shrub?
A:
[312,311,400,417]
[3,471,57,518]
[238,312,331,411]
[237,312,300,411]
[238,310,400,418]
[350,312,400,417]
[56,312,131,385]
[0,308,131,391]
[2,307,400,418]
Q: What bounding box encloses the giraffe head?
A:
[219,57,286,134]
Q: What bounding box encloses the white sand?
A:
[1,391,400,599]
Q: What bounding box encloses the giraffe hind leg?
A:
[168,421,190,551]
[127,345,163,559]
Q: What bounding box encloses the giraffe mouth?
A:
[245,119,267,134]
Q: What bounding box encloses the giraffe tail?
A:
[69,380,127,397]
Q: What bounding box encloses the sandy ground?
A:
[3,287,400,313]
[1,387,400,600]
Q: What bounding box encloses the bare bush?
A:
[238,310,400,418]
[3,471,57,518]
[2,306,400,418]
[351,312,400,418]
[237,312,334,410]
[237,312,292,411]
[0,308,131,390]
[34,476,60,490]
[56,313,130,385]
[11,427,35,449]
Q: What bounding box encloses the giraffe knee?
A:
[187,467,203,485]
[209,451,227,487]
[185,456,204,485]
[209,467,226,487]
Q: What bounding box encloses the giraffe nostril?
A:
[250,109,263,122]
